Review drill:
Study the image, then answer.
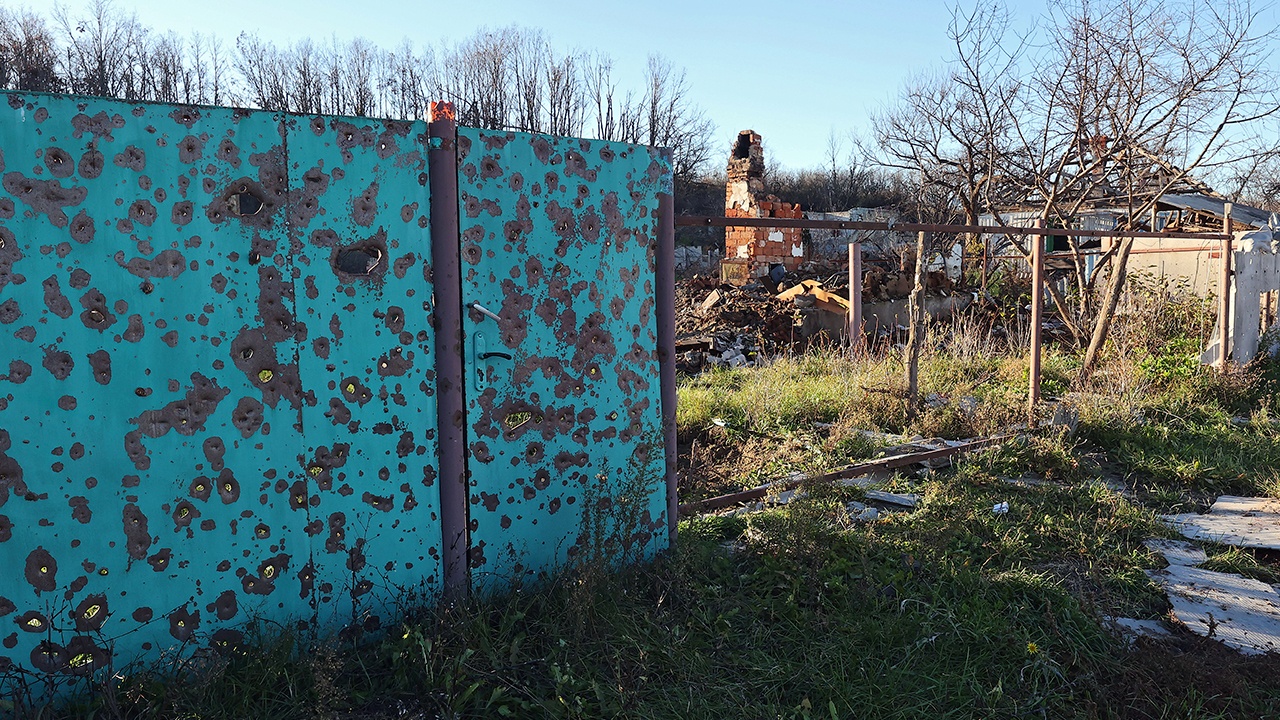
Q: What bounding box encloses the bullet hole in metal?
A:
[248,251,260,265]
[258,369,273,383]
[335,247,383,275]
[606,411,618,421]
[230,188,263,216]
[88,309,105,324]
[135,387,151,397]
[504,412,532,430]
[241,347,253,360]
[140,281,154,294]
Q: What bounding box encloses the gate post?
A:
[1220,203,1233,371]
[655,157,679,542]
[429,102,470,598]
[1028,219,1045,427]
[848,241,864,353]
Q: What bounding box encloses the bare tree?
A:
[878,0,1280,378]
[235,32,290,110]
[289,39,324,114]
[642,54,716,179]
[1021,0,1280,378]
[545,47,586,136]
[0,7,60,92]
[344,37,377,117]
[8,8,714,175]
[509,29,545,132]
[875,5,1022,228]
[53,0,150,99]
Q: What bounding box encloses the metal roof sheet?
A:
[1159,194,1274,228]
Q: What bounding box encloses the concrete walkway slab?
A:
[1145,538,1280,655]
[1161,496,1280,550]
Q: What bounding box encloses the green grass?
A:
[42,422,1280,719]
[25,306,1280,719]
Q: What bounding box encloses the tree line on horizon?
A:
[0,0,720,179]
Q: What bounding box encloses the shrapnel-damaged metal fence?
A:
[0,92,677,689]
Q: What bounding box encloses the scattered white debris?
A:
[992,501,1010,515]
[1144,538,1280,655]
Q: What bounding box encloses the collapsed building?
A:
[722,130,805,282]
[719,130,962,286]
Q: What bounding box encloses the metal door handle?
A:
[480,351,512,361]
[469,302,502,323]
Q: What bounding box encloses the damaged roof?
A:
[1159,194,1274,229]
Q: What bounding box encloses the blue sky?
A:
[47,0,1278,170]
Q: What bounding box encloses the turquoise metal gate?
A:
[0,93,675,691]
[457,128,671,586]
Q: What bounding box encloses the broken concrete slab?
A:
[1145,538,1208,567]
[698,289,723,315]
[1161,496,1280,550]
[1107,616,1174,644]
[1145,538,1280,655]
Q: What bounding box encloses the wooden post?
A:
[1028,219,1044,427]
[1220,203,1233,371]
[906,231,927,407]
[980,232,989,290]
[848,241,863,353]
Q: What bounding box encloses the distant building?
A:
[723,130,804,279]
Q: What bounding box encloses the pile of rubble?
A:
[674,256,972,373]
[675,276,797,371]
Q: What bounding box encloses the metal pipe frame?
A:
[428,102,470,599]
[676,214,1231,241]
[655,176,680,544]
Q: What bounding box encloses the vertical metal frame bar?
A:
[1220,203,1233,371]
[428,102,469,597]
[1028,220,1045,426]
[656,180,678,541]
[848,241,863,352]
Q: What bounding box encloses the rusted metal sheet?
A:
[0,93,439,686]
[456,129,671,586]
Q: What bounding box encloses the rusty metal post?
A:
[429,102,469,598]
[1028,219,1044,427]
[655,168,679,542]
[1220,202,1234,371]
[848,241,863,352]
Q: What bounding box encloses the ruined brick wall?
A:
[724,130,804,276]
